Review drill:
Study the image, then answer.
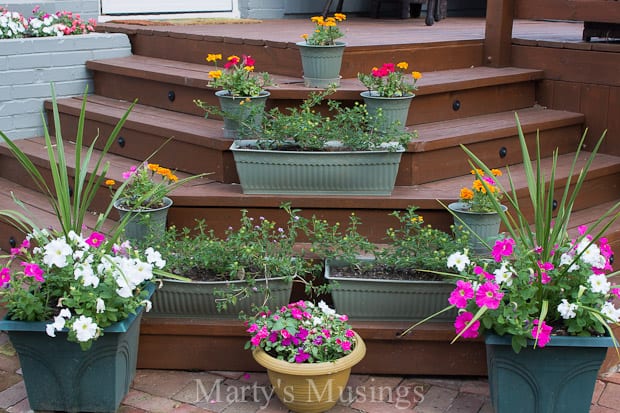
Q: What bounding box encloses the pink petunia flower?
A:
[474,265,495,281]
[21,262,45,282]
[85,232,105,248]
[0,267,10,286]
[454,311,480,339]
[449,280,474,309]
[492,238,515,262]
[475,282,504,309]
[531,319,552,347]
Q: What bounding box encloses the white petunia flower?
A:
[59,308,72,318]
[141,300,152,312]
[145,247,166,269]
[72,315,98,342]
[45,324,57,337]
[493,262,514,286]
[42,237,73,268]
[447,251,470,272]
[557,299,578,319]
[588,274,611,294]
[318,300,336,316]
[601,302,620,323]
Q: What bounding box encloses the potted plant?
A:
[297,13,347,88]
[195,53,273,138]
[358,61,423,132]
[447,167,507,255]
[244,300,366,413]
[0,6,97,39]
[137,204,327,318]
[317,206,469,321]
[107,161,204,243]
[230,87,414,195]
[0,85,162,412]
[403,115,620,413]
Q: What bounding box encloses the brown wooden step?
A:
[97,21,486,77]
[87,56,544,124]
[50,94,584,186]
[407,106,585,184]
[0,177,117,252]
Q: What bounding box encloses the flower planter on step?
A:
[230,140,404,195]
[215,90,270,138]
[361,91,414,132]
[325,259,456,321]
[150,277,293,318]
[114,196,173,243]
[297,42,346,88]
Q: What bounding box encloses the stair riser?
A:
[404,125,583,185]
[165,169,620,243]
[92,72,536,127]
[130,33,483,78]
[53,110,238,183]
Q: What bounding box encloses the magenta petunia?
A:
[454,311,480,339]
[340,340,352,351]
[295,350,310,363]
[0,267,10,286]
[449,280,474,309]
[85,232,105,248]
[21,262,45,282]
[531,319,552,347]
[474,265,495,281]
[475,281,504,309]
[492,238,515,262]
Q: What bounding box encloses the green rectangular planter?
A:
[150,277,293,318]
[485,333,613,413]
[0,284,154,413]
[230,140,404,196]
[325,259,457,322]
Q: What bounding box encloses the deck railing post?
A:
[484,0,515,67]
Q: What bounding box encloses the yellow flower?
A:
[228,55,240,62]
[311,16,324,24]
[460,187,474,200]
[105,179,115,187]
[208,70,222,79]
[301,33,308,39]
[491,168,503,177]
[244,65,255,72]
[334,13,346,21]
[470,168,484,176]
[412,71,422,80]
[206,53,222,63]
[397,61,409,70]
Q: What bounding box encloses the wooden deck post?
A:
[484,0,515,67]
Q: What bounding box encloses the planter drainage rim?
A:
[485,333,614,348]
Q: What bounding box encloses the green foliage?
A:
[202,53,273,97]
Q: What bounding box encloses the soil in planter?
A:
[331,264,451,281]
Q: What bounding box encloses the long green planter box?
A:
[0,283,154,413]
[325,260,457,322]
[150,277,293,318]
[485,333,613,413]
[230,140,404,196]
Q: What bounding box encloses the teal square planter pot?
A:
[150,277,293,318]
[325,259,457,322]
[485,333,613,413]
[230,140,404,196]
[0,284,155,413]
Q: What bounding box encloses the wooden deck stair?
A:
[1,25,619,375]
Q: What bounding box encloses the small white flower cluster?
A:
[27,14,64,37]
[0,10,26,39]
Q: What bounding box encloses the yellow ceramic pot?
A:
[252,332,366,413]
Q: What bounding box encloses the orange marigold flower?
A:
[412,71,422,80]
[208,70,222,79]
[472,179,487,193]
[470,168,484,177]
[168,173,179,182]
[311,16,323,23]
[147,163,159,172]
[397,61,409,70]
[301,33,308,39]
[334,13,346,21]
[105,179,115,187]
[491,168,502,177]
[206,53,222,63]
[157,167,171,177]
[460,187,474,200]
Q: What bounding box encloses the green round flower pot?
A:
[448,202,507,255]
[296,41,346,88]
[215,90,270,139]
[114,196,172,244]
[485,333,612,413]
[361,91,414,132]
